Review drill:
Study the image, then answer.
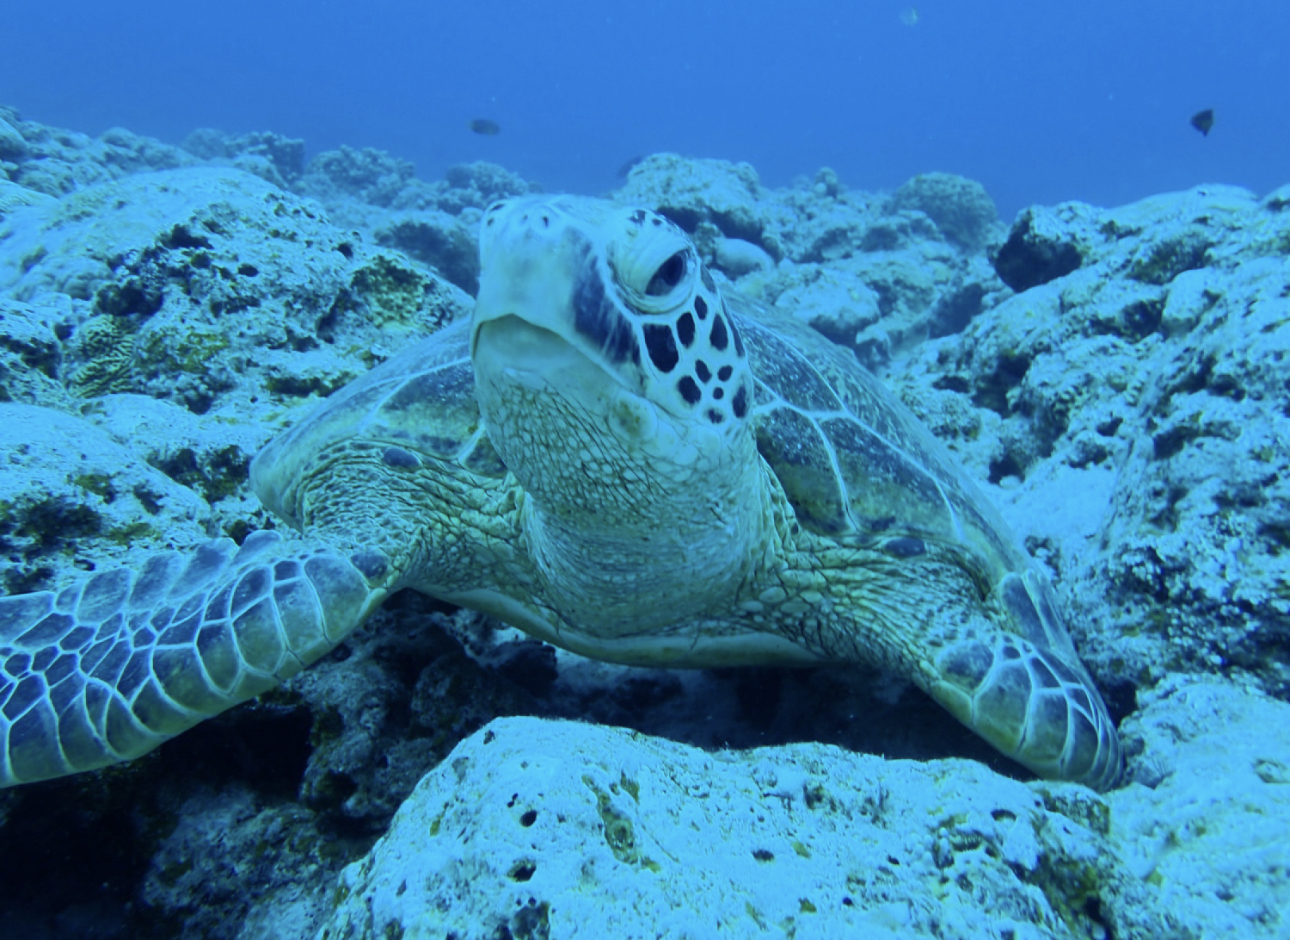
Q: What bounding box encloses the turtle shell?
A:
[730,291,1028,590]
[251,318,505,529]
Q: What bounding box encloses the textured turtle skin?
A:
[0,195,1122,790]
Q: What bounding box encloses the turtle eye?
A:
[645,251,688,296]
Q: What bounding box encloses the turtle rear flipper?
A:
[0,530,389,787]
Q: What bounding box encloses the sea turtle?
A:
[0,195,1123,791]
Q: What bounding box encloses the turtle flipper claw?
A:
[0,531,388,787]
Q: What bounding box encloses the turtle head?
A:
[471,195,766,627]
[471,195,756,523]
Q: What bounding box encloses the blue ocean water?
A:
[3,1,1290,936]
[3,0,1286,216]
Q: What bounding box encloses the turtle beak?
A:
[473,315,614,394]
[472,202,581,356]
[471,201,630,389]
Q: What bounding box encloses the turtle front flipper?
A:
[0,530,391,787]
[917,568,1123,791]
[796,543,1123,791]
[927,631,1123,791]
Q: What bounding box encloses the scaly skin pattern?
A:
[0,531,390,785]
[741,466,1122,789]
[0,194,1123,791]
[471,195,1122,789]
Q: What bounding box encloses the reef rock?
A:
[320,682,1290,940]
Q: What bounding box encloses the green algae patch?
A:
[347,253,440,330]
[583,775,660,871]
[73,472,116,500]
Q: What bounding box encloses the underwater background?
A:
[3,0,1288,216]
[2,2,1290,939]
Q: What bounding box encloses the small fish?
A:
[469,118,501,136]
[900,7,919,26]
[617,155,644,178]
[1190,109,1214,137]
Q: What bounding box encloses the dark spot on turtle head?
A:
[732,383,748,418]
[677,312,696,347]
[694,295,708,320]
[712,386,724,400]
[350,551,388,581]
[573,245,636,363]
[382,447,421,470]
[643,323,679,373]
[629,209,647,225]
[695,360,711,382]
[710,315,729,351]
[707,408,724,424]
[717,364,733,381]
[677,375,701,405]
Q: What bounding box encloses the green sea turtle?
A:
[0,195,1123,790]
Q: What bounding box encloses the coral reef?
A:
[323,694,1290,939]
[0,107,1287,939]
